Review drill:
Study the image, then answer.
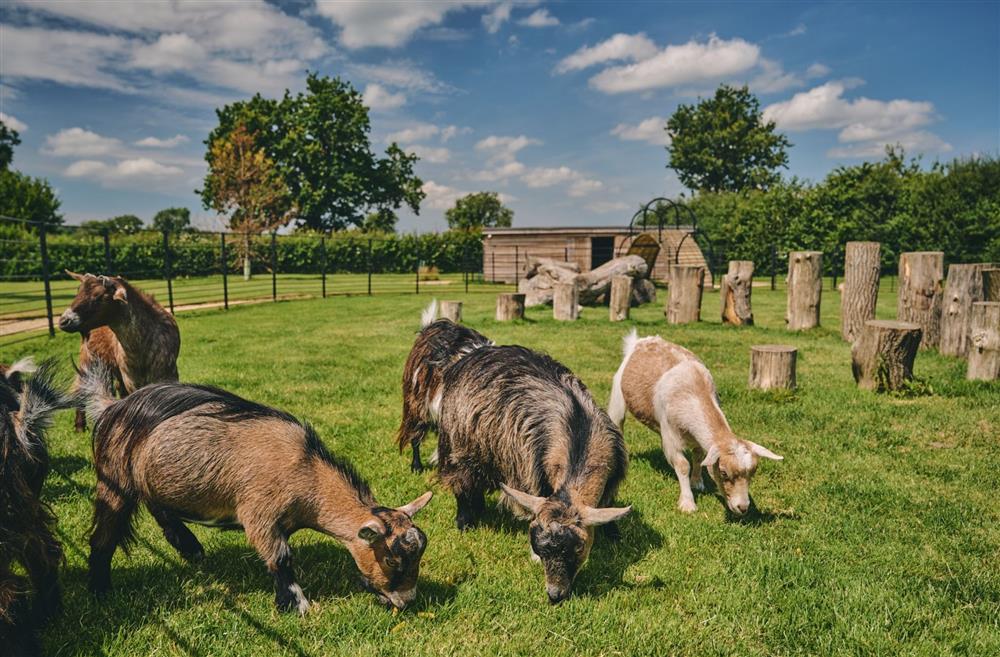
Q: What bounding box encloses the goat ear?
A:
[500,483,545,516]
[701,444,720,468]
[397,491,433,518]
[112,284,128,304]
[580,505,631,527]
[65,269,85,282]
[357,518,386,544]
[748,441,783,461]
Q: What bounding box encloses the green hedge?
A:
[0,229,483,280]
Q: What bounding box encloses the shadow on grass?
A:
[46,454,92,499]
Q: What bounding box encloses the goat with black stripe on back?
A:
[76,364,433,614]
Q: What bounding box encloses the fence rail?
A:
[1,216,506,345]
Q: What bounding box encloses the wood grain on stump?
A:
[721,260,754,326]
[553,283,579,321]
[749,345,797,390]
[439,301,462,323]
[496,293,525,321]
[786,251,823,331]
[609,275,631,322]
[897,251,943,349]
[841,241,880,342]
[851,320,922,392]
[967,302,1000,381]
[940,264,992,357]
[666,265,704,324]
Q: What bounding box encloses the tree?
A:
[0,169,62,227]
[152,207,192,234]
[0,119,21,171]
[361,208,398,233]
[202,73,425,232]
[667,85,791,193]
[445,192,513,232]
[80,214,145,236]
[202,123,294,279]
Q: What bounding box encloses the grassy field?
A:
[3,282,998,656]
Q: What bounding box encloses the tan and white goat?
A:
[609,330,782,516]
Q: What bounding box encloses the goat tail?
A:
[608,329,640,429]
[622,328,640,360]
[11,358,71,460]
[4,356,38,381]
[73,360,118,425]
[421,299,439,328]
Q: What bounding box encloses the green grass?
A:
[4,281,998,656]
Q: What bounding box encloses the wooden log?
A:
[665,265,704,324]
[496,293,525,321]
[897,251,943,349]
[609,275,631,322]
[967,302,1000,380]
[720,260,754,326]
[983,268,1000,302]
[940,264,991,357]
[439,300,462,323]
[748,345,797,390]
[841,241,880,342]
[553,283,579,321]
[786,251,823,331]
[851,320,922,391]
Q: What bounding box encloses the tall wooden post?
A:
[940,263,992,357]
[897,251,943,349]
[609,275,631,322]
[553,283,579,321]
[967,302,1000,380]
[841,242,880,342]
[851,320,922,392]
[496,293,525,321]
[786,251,822,331]
[666,265,704,324]
[720,260,754,326]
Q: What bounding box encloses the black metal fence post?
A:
[320,236,327,299]
[367,239,373,296]
[270,231,277,301]
[220,232,229,310]
[39,221,55,337]
[103,232,112,273]
[162,230,174,314]
[464,244,470,294]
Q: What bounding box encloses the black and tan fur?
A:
[78,366,431,613]
[0,359,69,657]
[435,345,630,603]
[397,300,491,472]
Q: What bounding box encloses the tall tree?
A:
[667,85,791,193]
[202,73,424,232]
[152,207,192,234]
[445,192,513,232]
[202,124,294,279]
[0,119,21,171]
[0,170,62,227]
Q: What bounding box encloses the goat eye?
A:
[384,556,400,569]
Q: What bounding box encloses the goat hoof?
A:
[455,516,477,532]
[677,499,697,514]
[183,548,205,563]
[410,463,424,474]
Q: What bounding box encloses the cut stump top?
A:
[752,344,797,353]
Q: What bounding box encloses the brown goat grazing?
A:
[77,366,432,613]
[397,300,492,472]
[435,345,630,604]
[609,330,782,516]
[0,360,69,656]
[59,271,180,432]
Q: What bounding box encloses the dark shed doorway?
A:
[591,236,615,269]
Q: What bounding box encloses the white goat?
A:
[609,330,782,515]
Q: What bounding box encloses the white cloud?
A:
[387,123,469,144]
[468,160,527,182]
[314,1,496,49]
[0,112,27,132]
[828,131,952,158]
[520,166,602,197]
[587,200,630,213]
[555,33,658,74]
[351,61,452,93]
[589,34,760,93]
[483,2,513,33]
[786,24,807,37]
[518,9,559,27]
[475,135,541,163]
[806,63,831,79]
[749,58,802,94]
[407,145,452,164]
[568,178,603,197]
[134,134,190,148]
[440,125,471,142]
[43,128,122,157]
[64,157,185,187]
[1,26,133,92]
[611,116,669,146]
[363,84,407,111]
[422,180,467,209]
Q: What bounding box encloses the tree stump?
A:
[940,264,991,357]
[721,260,754,326]
[666,265,704,324]
[496,293,525,321]
[553,283,579,321]
[851,320,922,392]
[439,301,462,323]
[609,275,631,322]
[897,251,943,349]
[748,345,797,390]
[967,302,1000,381]
[983,268,1000,302]
[841,241,880,342]
[786,251,823,331]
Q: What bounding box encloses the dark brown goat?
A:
[59,271,180,431]
[0,360,69,656]
[435,345,630,604]
[397,300,491,472]
[78,366,432,613]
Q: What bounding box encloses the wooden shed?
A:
[481,226,709,284]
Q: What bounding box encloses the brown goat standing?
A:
[59,271,180,431]
[77,366,432,613]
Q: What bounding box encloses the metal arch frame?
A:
[618,197,718,285]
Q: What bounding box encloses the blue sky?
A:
[1,1,997,232]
